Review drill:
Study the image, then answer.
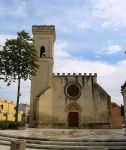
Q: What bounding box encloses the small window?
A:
[1,105,3,109]
[40,46,45,57]
[3,112,7,116]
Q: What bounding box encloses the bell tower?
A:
[30,25,55,124]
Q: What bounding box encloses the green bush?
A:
[0,121,23,129]
[8,121,18,129]
[0,121,9,129]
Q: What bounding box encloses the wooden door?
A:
[69,112,78,127]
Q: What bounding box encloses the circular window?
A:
[65,83,81,99]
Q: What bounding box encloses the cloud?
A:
[0,1,27,18]
[106,44,122,54]
[98,60,126,105]
[93,0,126,29]
[54,42,70,58]
[77,21,91,30]
[96,42,123,55]
[54,58,116,76]
[0,35,16,46]
[14,2,27,17]
[101,21,111,29]
[54,46,125,105]
[31,1,93,33]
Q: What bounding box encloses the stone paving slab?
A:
[0,128,125,141]
[0,145,43,150]
[0,145,107,150]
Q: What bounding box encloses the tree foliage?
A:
[0,31,39,122]
[0,31,38,85]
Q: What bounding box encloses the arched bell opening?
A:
[40,46,46,58]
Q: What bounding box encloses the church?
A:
[30,25,112,128]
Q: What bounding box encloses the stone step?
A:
[1,136,126,147]
[27,144,91,150]
[27,140,126,146]
[0,135,126,150]
[0,138,126,150]
[0,135,126,142]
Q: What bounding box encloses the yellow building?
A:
[0,99,23,122]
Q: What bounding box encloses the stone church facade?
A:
[30,25,112,128]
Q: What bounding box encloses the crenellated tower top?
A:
[32,25,56,41]
[32,25,56,58]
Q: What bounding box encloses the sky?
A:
[0,0,126,105]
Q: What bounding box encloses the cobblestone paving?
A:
[0,128,125,141]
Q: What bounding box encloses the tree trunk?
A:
[15,77,21,122]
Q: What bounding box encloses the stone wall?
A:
[30,25,111,129]
[30,26,55,124]
[50,73,111,128]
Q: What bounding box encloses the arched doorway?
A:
[66,102,82,128]
[69,112,78,127]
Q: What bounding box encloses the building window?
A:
[40,46,45,57]
[3,112,7,116]
[65,82,81,100]
[1,105,3,109]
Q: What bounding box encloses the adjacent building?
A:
[111,102,122,129]
[30,25,111,128]
[19,103,30,123]
[0,98,23,122]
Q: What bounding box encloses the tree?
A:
[0,31,39,122]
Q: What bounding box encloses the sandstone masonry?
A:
[30,25,111,128]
